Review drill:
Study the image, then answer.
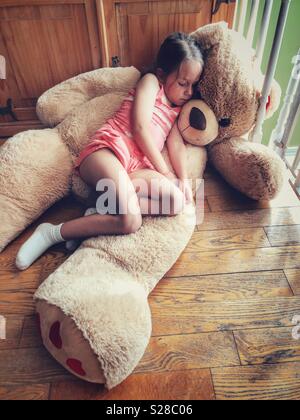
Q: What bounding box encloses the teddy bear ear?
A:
[190,21,229,51]
[266,79,282,119]
[255,79,282,120]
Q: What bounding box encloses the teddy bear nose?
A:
[189,107,207,131]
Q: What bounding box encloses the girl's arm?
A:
[167,121,194,204]
[166,119,188,181]
[167,120,193,203]
[132,74,170,175]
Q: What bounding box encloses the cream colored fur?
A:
[34,66,206,389]
[0,22,287,389]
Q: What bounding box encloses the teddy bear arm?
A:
[208,137,286,201]
[0,129,72,253]
[36,66,141,127]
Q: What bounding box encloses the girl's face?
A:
[158,59,203,107]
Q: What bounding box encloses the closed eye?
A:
[178,81,199,88]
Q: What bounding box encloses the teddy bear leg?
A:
[0,128,72,252]
[208,137,287,201]
[35,266,152,390]
[34,200,198,389]
[36,300,106,383]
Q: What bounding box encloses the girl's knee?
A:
[119,214,143,234]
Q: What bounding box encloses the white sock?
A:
[16,223,65,271]
[65,207,97,251]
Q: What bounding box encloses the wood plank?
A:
[9,107,38,122]
[207,181,300,211]
[0,384,50,400]
[39,251,69,283]
[84,0,102,68]
[155,271,293,303]
[0,121,45,138]
[264,226,300,247]
[150,297,300,336]
[284,269,300,295]
[197,207,300,231]
[50,369,215,400]
[96,0,110,67]
[0,242,67,292]
[0,262,43,291]
[19,315,43,349]
[212,0,236,28]
[185,228,270,252]
[0,0,88,6]
[0,315,23,350]
[0,247,27,271]
[166,246,300,278]
[204,177,234,197]
[212,362,300,400]
[0,290,36,315]
[234,327,300,365]
[203,199,211,213]
[135,332,240,374]
[0,347,72,386]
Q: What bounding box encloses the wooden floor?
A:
[0,138,300,400]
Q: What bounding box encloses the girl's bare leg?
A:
[61,148,143,240]
[129,168,186,217]
[62,152,186,241]
[15,148,143,270]
[15,151,186,270]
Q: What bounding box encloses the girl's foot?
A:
[16,223,65,271]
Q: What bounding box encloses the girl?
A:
[16,32,204,270]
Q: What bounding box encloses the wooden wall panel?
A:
[0,0,236,136]
[114,0,214,70]
[102,0,236,69]
[0,0,101,135]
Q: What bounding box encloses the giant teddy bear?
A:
[0,22,286,389]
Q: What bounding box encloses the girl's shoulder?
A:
[139,72,162,92]
[129,73,162,100]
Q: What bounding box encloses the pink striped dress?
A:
[74,79,182,175]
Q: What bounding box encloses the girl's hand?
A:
[163,171,193,205]
[162,170,179,187]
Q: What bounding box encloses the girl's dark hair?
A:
[140,32,204,82]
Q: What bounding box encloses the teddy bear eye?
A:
[219,118,231,127]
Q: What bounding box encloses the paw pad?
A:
[66,358,86,376]
[49,321,62,349]
[46,319,86,377]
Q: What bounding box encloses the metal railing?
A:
[233,0,300,198]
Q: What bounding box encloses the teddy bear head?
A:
[178,22,281,147]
